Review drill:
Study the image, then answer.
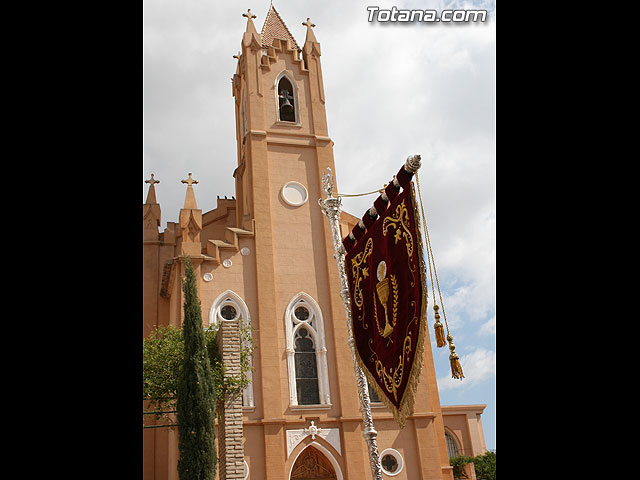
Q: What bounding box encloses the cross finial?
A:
[145,173,159,186]
[242,9,256,19]
[304,420,322,440]
[181,172,198,187]
[302,17,316,29]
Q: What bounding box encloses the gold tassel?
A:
[433,305,446,347]
[447,335,464,379]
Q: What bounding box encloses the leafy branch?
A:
[142,322,255,427]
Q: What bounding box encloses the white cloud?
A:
[437,347,495,391]
[479,315,495,336]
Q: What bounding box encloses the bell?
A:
[280,96,293,113]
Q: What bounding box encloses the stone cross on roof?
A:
[181,172,199,187]
[145,173,159,186]
[181,173,199,210]
[302,16,318,45]
[144,173,160,205]
[242,9,256,19]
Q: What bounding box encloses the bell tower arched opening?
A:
[276,73,297,123]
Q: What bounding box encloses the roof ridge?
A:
[261,4,300,51]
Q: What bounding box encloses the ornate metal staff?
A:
[318,168,383,480]
[319,155,423,479]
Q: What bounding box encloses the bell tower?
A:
[228,7,369,479]
[231,5,335,231]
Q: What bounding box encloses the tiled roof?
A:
[261,5,300,50]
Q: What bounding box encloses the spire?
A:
[179,172,202,257]
[242,8,262,49]
[243,8,258,35]
[181,172,199,209]
[144,173,159,205]
[261,4,300,50]
[302,17,318,45]
[143,174,161,231]
[302,15,321,58]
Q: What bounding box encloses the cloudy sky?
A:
[143,0,495,451]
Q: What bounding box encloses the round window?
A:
[281,181,308,207]
[294,306,310,321]
[220,305,238,321]
[380,448,403,476]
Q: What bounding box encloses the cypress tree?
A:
[177,256,217,480]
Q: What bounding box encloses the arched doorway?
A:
[290,445,337,480]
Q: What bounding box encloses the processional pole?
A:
[318,155,423,480]
[318,169,383,480]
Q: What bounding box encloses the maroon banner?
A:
[345,182,427,426]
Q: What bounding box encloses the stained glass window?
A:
[220,305,237,320]
[295,328,319,405]
[295,306,309,321]
[381,454,398,473]
[380,448,404,475]
[286,294,330,407]
[446,431,460,458]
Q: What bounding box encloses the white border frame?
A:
[379,448,404,476]
[281,181,309,207]
[285,293,331,407]
[209,290,254,408]
[274,70,302,126]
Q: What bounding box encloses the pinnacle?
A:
[144,173,159,205]
[181,173,199,210]
[242,8,259,36]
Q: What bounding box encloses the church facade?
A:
[142,6,486,480]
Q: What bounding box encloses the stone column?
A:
[216,318,244,480]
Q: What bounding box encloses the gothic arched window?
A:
[285,293,330,407]
[209,290,254,408]
[294,326,319,405]
[277,73,296,123]
[445,429,461,458]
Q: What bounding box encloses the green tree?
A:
[450,455,475,479]
[142,321,254,427]
[142,325,183,426]
[176,256,217,480]
[473,450,496,480]
[449,451,496,480]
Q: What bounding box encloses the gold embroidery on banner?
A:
[368,294,419,402]
[382,200,413,257]
[382,200,416,287]
[350,237,373,329]
[368,334,412,402]
[373,273,399,339]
